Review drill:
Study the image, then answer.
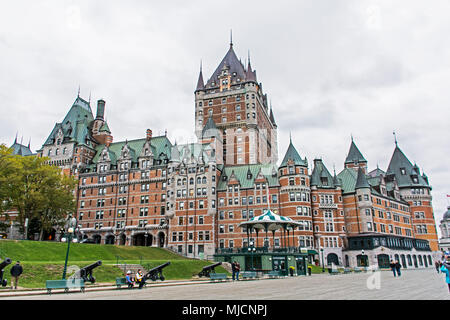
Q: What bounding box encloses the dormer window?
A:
[320,177,328,186]
[400,168,406,175]
[412,177,418,184]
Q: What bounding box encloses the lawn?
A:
[0,240,229,288]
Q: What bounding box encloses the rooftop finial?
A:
[351,133,353,142]
[289,131,292,144]
[77,85,80,98]
[28,137,31,149]
[14,131,18,144]
[393,130,398,146]
[88,91,91,104]
[230,29,233,48]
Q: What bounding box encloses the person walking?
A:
[440,258,450,293]
[235,261,240,281]
[10,261,23,289]
[389,260,397,277]
[395,260,402,277]
[231,261,237,281]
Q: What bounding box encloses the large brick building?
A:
[36,41,440,270]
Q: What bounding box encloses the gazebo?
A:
[238,209,307,250]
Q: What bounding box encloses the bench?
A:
[209,273,228,281]
[46,279,85,294]
[267,271,283,278]
[241,271,258,280]
[343,268,352,274]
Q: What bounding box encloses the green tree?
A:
[0,145,77,240]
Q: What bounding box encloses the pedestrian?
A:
[389,260,397,277]
[10,261,23,289]
[125,270,134,289]
[235,261,240,281]
[440,258,450,293]
[395,260,402,277]
[231,261,237,281]
[435,261,441,274]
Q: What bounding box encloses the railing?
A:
[115,255,127,274]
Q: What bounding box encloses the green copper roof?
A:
[42,96,95,147]
[337,168,358,194]
[386,145,430,188]
[345,140,366,164]
[201,116,220,138]
[280,140,307,167]
[311,159,338,188]
[10,142,33,156]
[217,163,279,191]
[91,135,172,165]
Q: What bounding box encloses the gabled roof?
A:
[217,164,279,191]
[345,140,366,164]
[91,135,172,165]
[386,145,430,188]
[205,45,247,88]
[311,159,337,188]
[280,140,307,167]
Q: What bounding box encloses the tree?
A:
[0,144,77,240]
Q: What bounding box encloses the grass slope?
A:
[0,240,229,288]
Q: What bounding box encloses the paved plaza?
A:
[1,269,448,300]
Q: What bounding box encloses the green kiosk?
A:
[214,210,309,276]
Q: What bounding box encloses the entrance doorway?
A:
[105,235,115,244]
[92,234,101,244]
[272,256,287,275]
[158,232,165,248]
[132,233,153,246]
[377,254,390,268]
[327,253,339,266]
[296,257,306,275]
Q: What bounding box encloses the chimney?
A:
[146,129,152,141]
[96,99,105,120]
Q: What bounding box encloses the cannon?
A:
[0,258,12,287]
[198,262,222,277]
[78,260,102,284]
[143,262,171,282]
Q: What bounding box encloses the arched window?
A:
[189,178,194,185]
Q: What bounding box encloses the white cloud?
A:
[0,0,449,234]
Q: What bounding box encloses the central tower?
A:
[194,40,278,166]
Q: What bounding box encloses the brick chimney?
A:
[146,129,152,141]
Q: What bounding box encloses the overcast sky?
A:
[1,1,449,235]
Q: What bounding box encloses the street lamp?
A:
[320,247,325,272]
[248,241,256,271]
[62,215,77,280]
[361,249,365,267]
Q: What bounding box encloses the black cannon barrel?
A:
[144,261,171,281]
[80,260,102,272]
[0,258,12,270]
[202,262,222,271]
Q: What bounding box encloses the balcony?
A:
[319,203,338,209]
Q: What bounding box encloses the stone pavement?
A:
[1,269,448,300]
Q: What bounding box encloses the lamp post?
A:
[62,215,77,280]
[248,241,256,271]
[320,247,325,272]
[361,249,365,267]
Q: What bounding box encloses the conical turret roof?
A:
[345,140,367,164]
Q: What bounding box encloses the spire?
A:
[195,60,205,91]
[14,132,18,144]
[230,29,233,48]
[245,50,257,82]
[77,85,80,98]
[393,130,398,146]
[344,139,367,164]
[28,138,31,149]
[355,167,370,189]
[280,137,307,167]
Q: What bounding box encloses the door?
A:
[401,255,407,269]
[377,254,390,268]
[327,253,339,266]
[272,256,287,275]
[296,257,306,275]
[357,255,369,267]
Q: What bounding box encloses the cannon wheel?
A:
[160,275,165,281]
[1,279,7,287]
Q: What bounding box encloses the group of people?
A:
[125,269,146,289]
[389,260,402,277]
[231,261,241,281]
